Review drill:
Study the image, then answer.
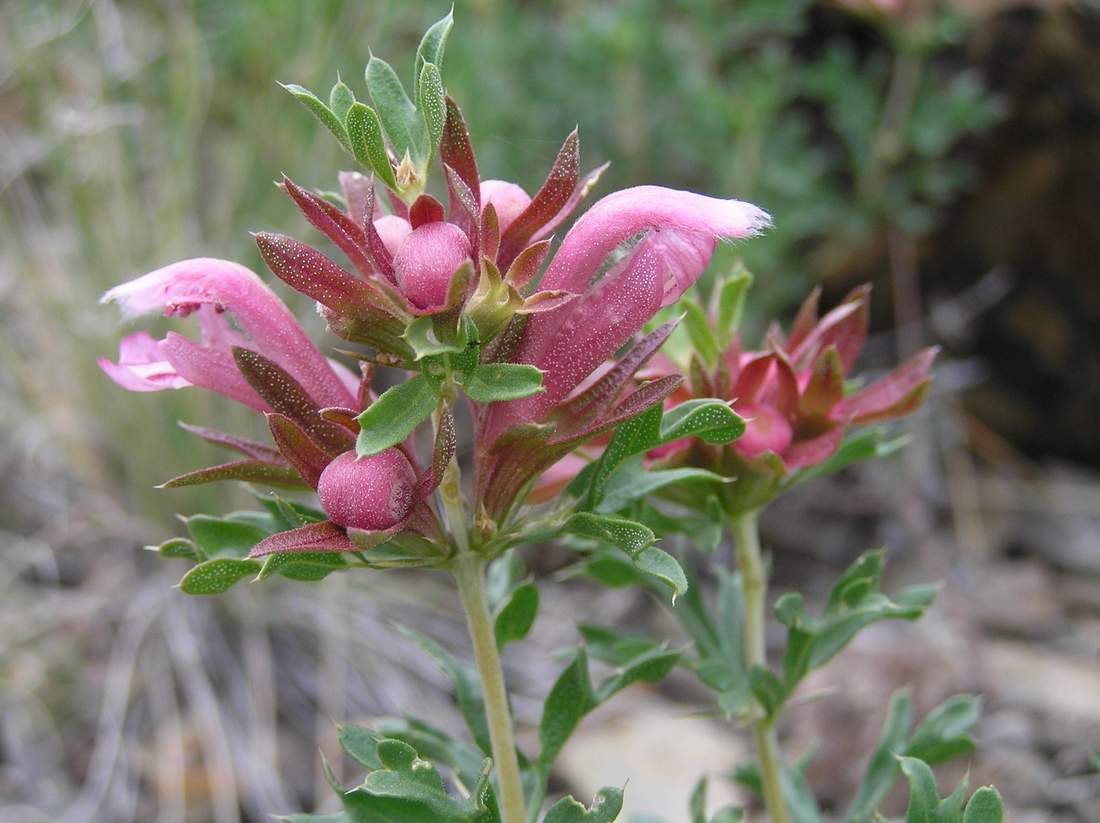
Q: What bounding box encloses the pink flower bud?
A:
[317,448,417,531]
[732,403,793,460]
[373,215,412,257]
[480,179,532,233]
[392,222,471,310]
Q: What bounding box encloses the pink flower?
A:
[99,258,356,410]
[483,187,770,443]
[653,285,937,474]
[317,448,417,530]
[480,179,531,233]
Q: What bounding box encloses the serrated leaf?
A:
[493,582,538,649]
[461,363,544,404]
[543,787,624,823]
[356,375,437,457]
[281,83,351,153]
[179,557,260,595]
[346,102,398,189]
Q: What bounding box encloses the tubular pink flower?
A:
[97,331,190,393]
[485,187,769,440]
[317,448,417,530]
[374,215,413,257]
[100,258,355,409]
[392,222,472,310]
[480,179,532,233]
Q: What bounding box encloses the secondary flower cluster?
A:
[100,90,768,556]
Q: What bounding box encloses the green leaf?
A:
[848,690,914,823]
[419,62,446,149]
[633,546,688,601]
[493,582,538,649]
[714,264,752,348]
[146,537,201,561]
[346,102,398,189]
[682,299,720,369]
[578,623,661,667]
[362,739,467,819]
[486,550,525,612]
[905,695,980,765]
[184,514,268,559]
[376,717,488,793]
[935,777,969,823]
[178,557,260,595]
[329,76,356,124]
[280,83,351,153]
[595,645,680,702]
[257,550,347,582]
[460,363,544,404]
[538,648,599,773]
[356,375,437,457]
[899,756,940,823]
[414,8,454,100]
[366,56,430,168]
[404,316,471,360]
[544,787,624,823]
[338,724,386,769]
[564,513,655,558]
[596,458,727,514]
[395,625,492,755]
[748,665,787,720]
[961,787,1003,823]
[659,399,745,444]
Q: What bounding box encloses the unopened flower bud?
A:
[480,180,531,233]
[392,222,471,309]
[374,215,412,257]
[317,448,416,530]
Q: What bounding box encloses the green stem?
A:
[440,445,526,823]
[731,509,789,823]
[453,553,527,823]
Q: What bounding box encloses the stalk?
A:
[730,509,789,823]
[442,453,527,823]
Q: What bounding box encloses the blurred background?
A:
[2,0,1098,820]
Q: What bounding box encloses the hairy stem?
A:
[441,445,526,823]
[453,552,527,823]
[731,509,789,823]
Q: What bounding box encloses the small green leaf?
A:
[257,551,347,582]
[493,582,539,649]
[682,299,720,369]
[419,62,446,149]
[848,690,914,823]
[460,363,544,404]
[899,756,939,823]
[577,624,660,666]
[748,665,787,721]
[329,76,356,124]
[486,550,525,612]
[543,787,624,823]
[179,557,260,595]
[366,56,430,168]
[184,515,268,559]
[404,316,470,360]
[715,264,753,348]
[414,8,454,99]
[596,459,726,514]
[346,102,398,189]
[595,645,680,702]
[394,624,492,755]
[337,724,385,769]
[538,647,598,773]
[961,787,1003,823]
[280,83,351,153]
[660,398,745,444]
[356,375,437,457]
[633,546,688,601]
[147,537,201,561]
[564,512,655,558]
[906,695,980,765]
